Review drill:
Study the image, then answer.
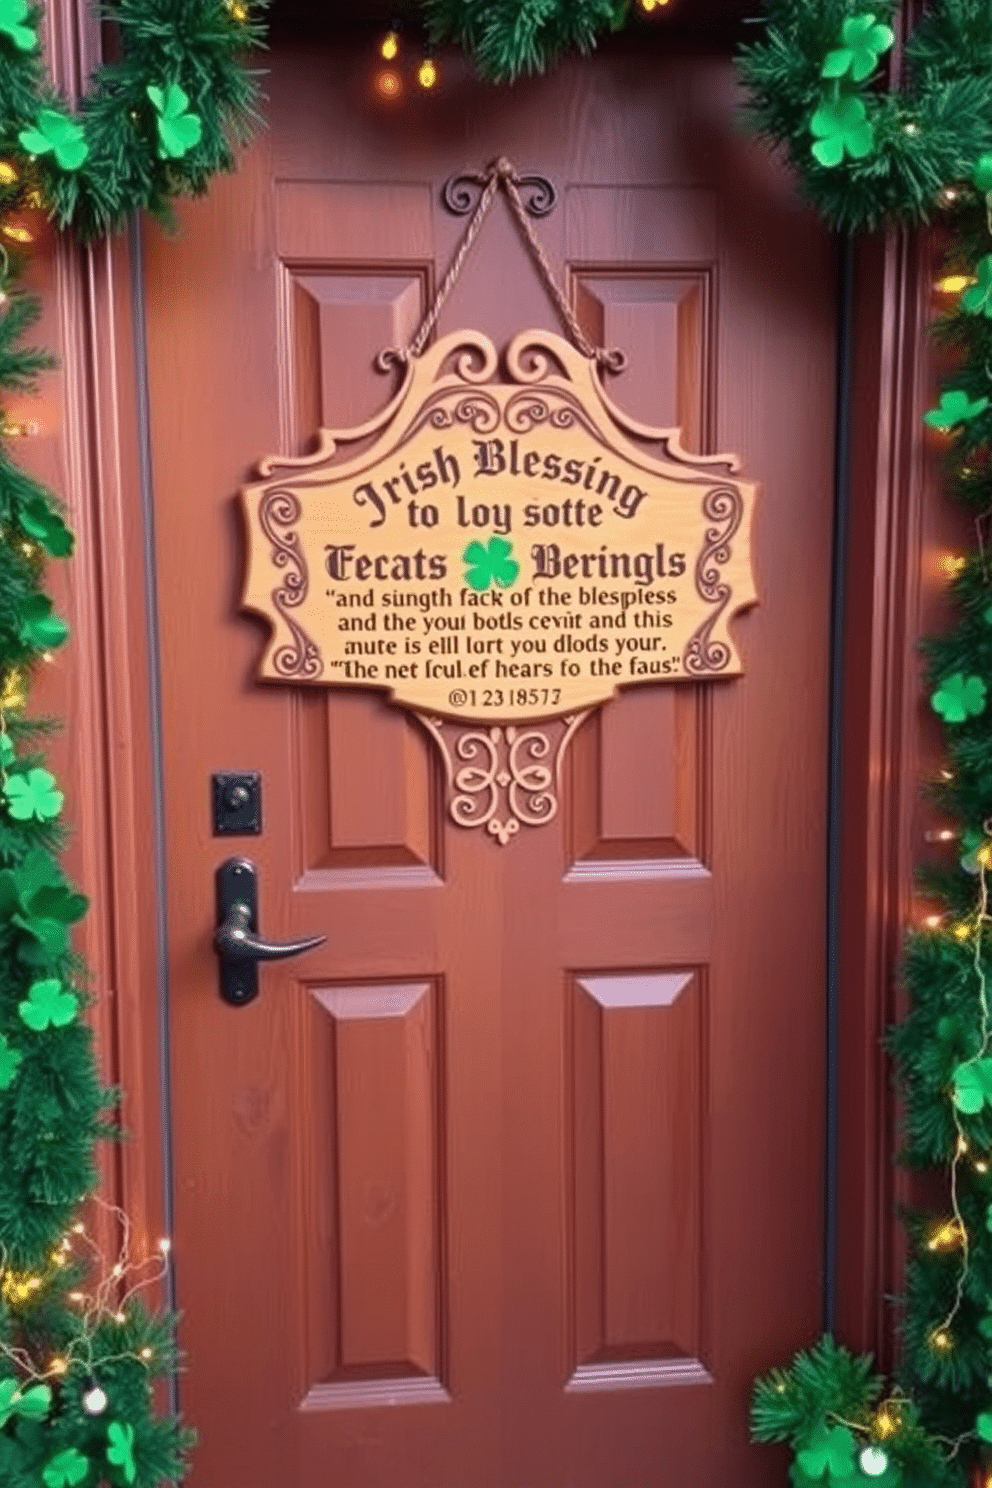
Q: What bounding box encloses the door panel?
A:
[144,36,834,1488]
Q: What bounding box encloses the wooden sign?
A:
[242,330,758,723]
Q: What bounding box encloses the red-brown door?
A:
[142,28,836,1488]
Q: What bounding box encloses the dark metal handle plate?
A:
[214,857,325,1006]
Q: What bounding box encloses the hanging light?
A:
[417,55,438,89]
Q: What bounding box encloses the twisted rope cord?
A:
[378,157,626,373]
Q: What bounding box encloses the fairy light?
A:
[924,914,943,928]
[976,1159,989,1173]
[931,1327,952,1351]
[638,0,671,11]
[81,1383,108,1415]
[1,224,33,244]
[374,68,402,100]
[954,921,973,940]
[941,554,967,576]
[927,1219,964,1251]
[926,828,959,842]
[417,56,438,88]
[379,28,399,59]
[139,1347,153,1361]
[48,1357,67,1376]
[0,161,17,185]
[934,273,974,293]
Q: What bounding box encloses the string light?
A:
[859,1446,891,1477]
[874,1408,897,1438]
[927,1219,964,1251]
[924,914,943,929]
[81,1383,108,1416]
[954,921,973,940]
[374,67,402,100]
[941,554,967,577]
[417,56,438,89]
[0,161,17,185]
[379,28,400,60]
[638,0,671,10]
[976,1159,989,1174]
[934,273,974,293]
[931,1328,953,1351]
[1,224,33,244]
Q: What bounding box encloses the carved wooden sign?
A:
[242,330,758,723]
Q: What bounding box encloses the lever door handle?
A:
[215,858,325,1006]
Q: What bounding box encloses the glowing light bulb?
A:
[380,30,399,60]
[374,68,402,101]
[931,1328,952,1350]
[977,1160,989,1173]
[860,1446,890,1477]
[158,1237,171,1255]
[0,162,17,185]
[924,914,942,929]
[954,921,972,940]
[417,57,438,89]
[941,554,967,576]
[49,1357,67,1376]
[934,274,974,294]
[140,1347,153,1361]
[82,1384,108,1415]
[1,225,33,244]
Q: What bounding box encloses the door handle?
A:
[215,857,325,1006]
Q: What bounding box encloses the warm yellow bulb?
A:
[927,1219,963,1251]
[2,225,33,244]
[417,57,438,88]
[954,921,973,941]
[49,1358,67,1376]
[380,30,399,59]
[932,1328,952,1350]
[941,554,967,577]
[934,274,974,294]
[0,162,17,186]
[639,0,670,11]
[140,1346,153,1360]
[374,68,402,100]
[976,1160,989,1173]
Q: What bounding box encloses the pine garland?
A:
[424,0,630,83]
[0,3,266,1483]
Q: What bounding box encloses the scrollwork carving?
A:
[258,489,323,679]
[419,712,591,845]
[682,485,745,675]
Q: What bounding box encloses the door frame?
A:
[43,0,933,1380]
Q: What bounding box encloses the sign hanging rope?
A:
[377,157,626,373]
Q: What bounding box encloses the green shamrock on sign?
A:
[822,13,895,83]
[810,96,875,167]
[19,977,79,1031]
[18,593,70,650]
[0,0,37,50]
[951,1056,992,1113]
[931,672,987,723]
[0,1033,23,1090]
[147,84,203,159]
[106,1422,137,1485]
[19,496,74,557]
[0,1377,51,1427]
[42,1447,89,1488]
[4,766,64,821]
[18,109,89,171]
[462,536,519,591]
[923,390,990,428]
[795,1422,857,1479]
[962,256,992,316]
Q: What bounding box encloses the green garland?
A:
[0,3,266,1484]
[0,0,265,240]
[424,0,631,84]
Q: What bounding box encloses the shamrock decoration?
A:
[923,390,989,428]
[42,1447,89,1488]
[975,156,992,194]
[978,1412,992,1442]
[106,1422,137,1484]
[18,496,75,558]
[930,672,987,723]
[962,256,992,316]
[795,1422,857,1480]
[0,1377,51,1427]
[18,110,89,171]
[951,1056,992,1113]
[18,594,70,651]
[0,733,14,769]
[960,826,985,874]
[4,766,64,821]
[810,96,874,167]
[19,977,79,1031]
[147,84,203,159]
[0,849,89,960]
[0,0,37,50]
[0,1032,23,1090]
[822,13,894,83]
[462,536,519,592]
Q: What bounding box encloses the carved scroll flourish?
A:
[682,485,745,676]
[258,488,323,679]
[418,712,591,845]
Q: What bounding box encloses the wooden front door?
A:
[142,25,836,1488]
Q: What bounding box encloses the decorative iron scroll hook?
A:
[442,161,559,218]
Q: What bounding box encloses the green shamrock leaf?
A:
[810,96,875,168]
[0,849,88,959]
[923,390,990,428]
[0,0,36,50]
[18,496,74,557]
[0,1032,22,1090]
[147,83,203,159]
[978,1412,992,1442]
[822,13,894,82]
[962,256,992,316]
[0,1377,52,1426]
[4,766,64,821]
[106,1422,136,1484]
[951,1057,992,1113]
[789,1464,819,1488]
[974,156,992,194]
[796,1422,857,1480]
[18,594,69,651]
[18,109,89,171]
[931,672,987,723]
[42,1447,89,1488]
[19,977,78,1031]
[462,536,519,592]
[0,733,14,768]
[960,826,985,874]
